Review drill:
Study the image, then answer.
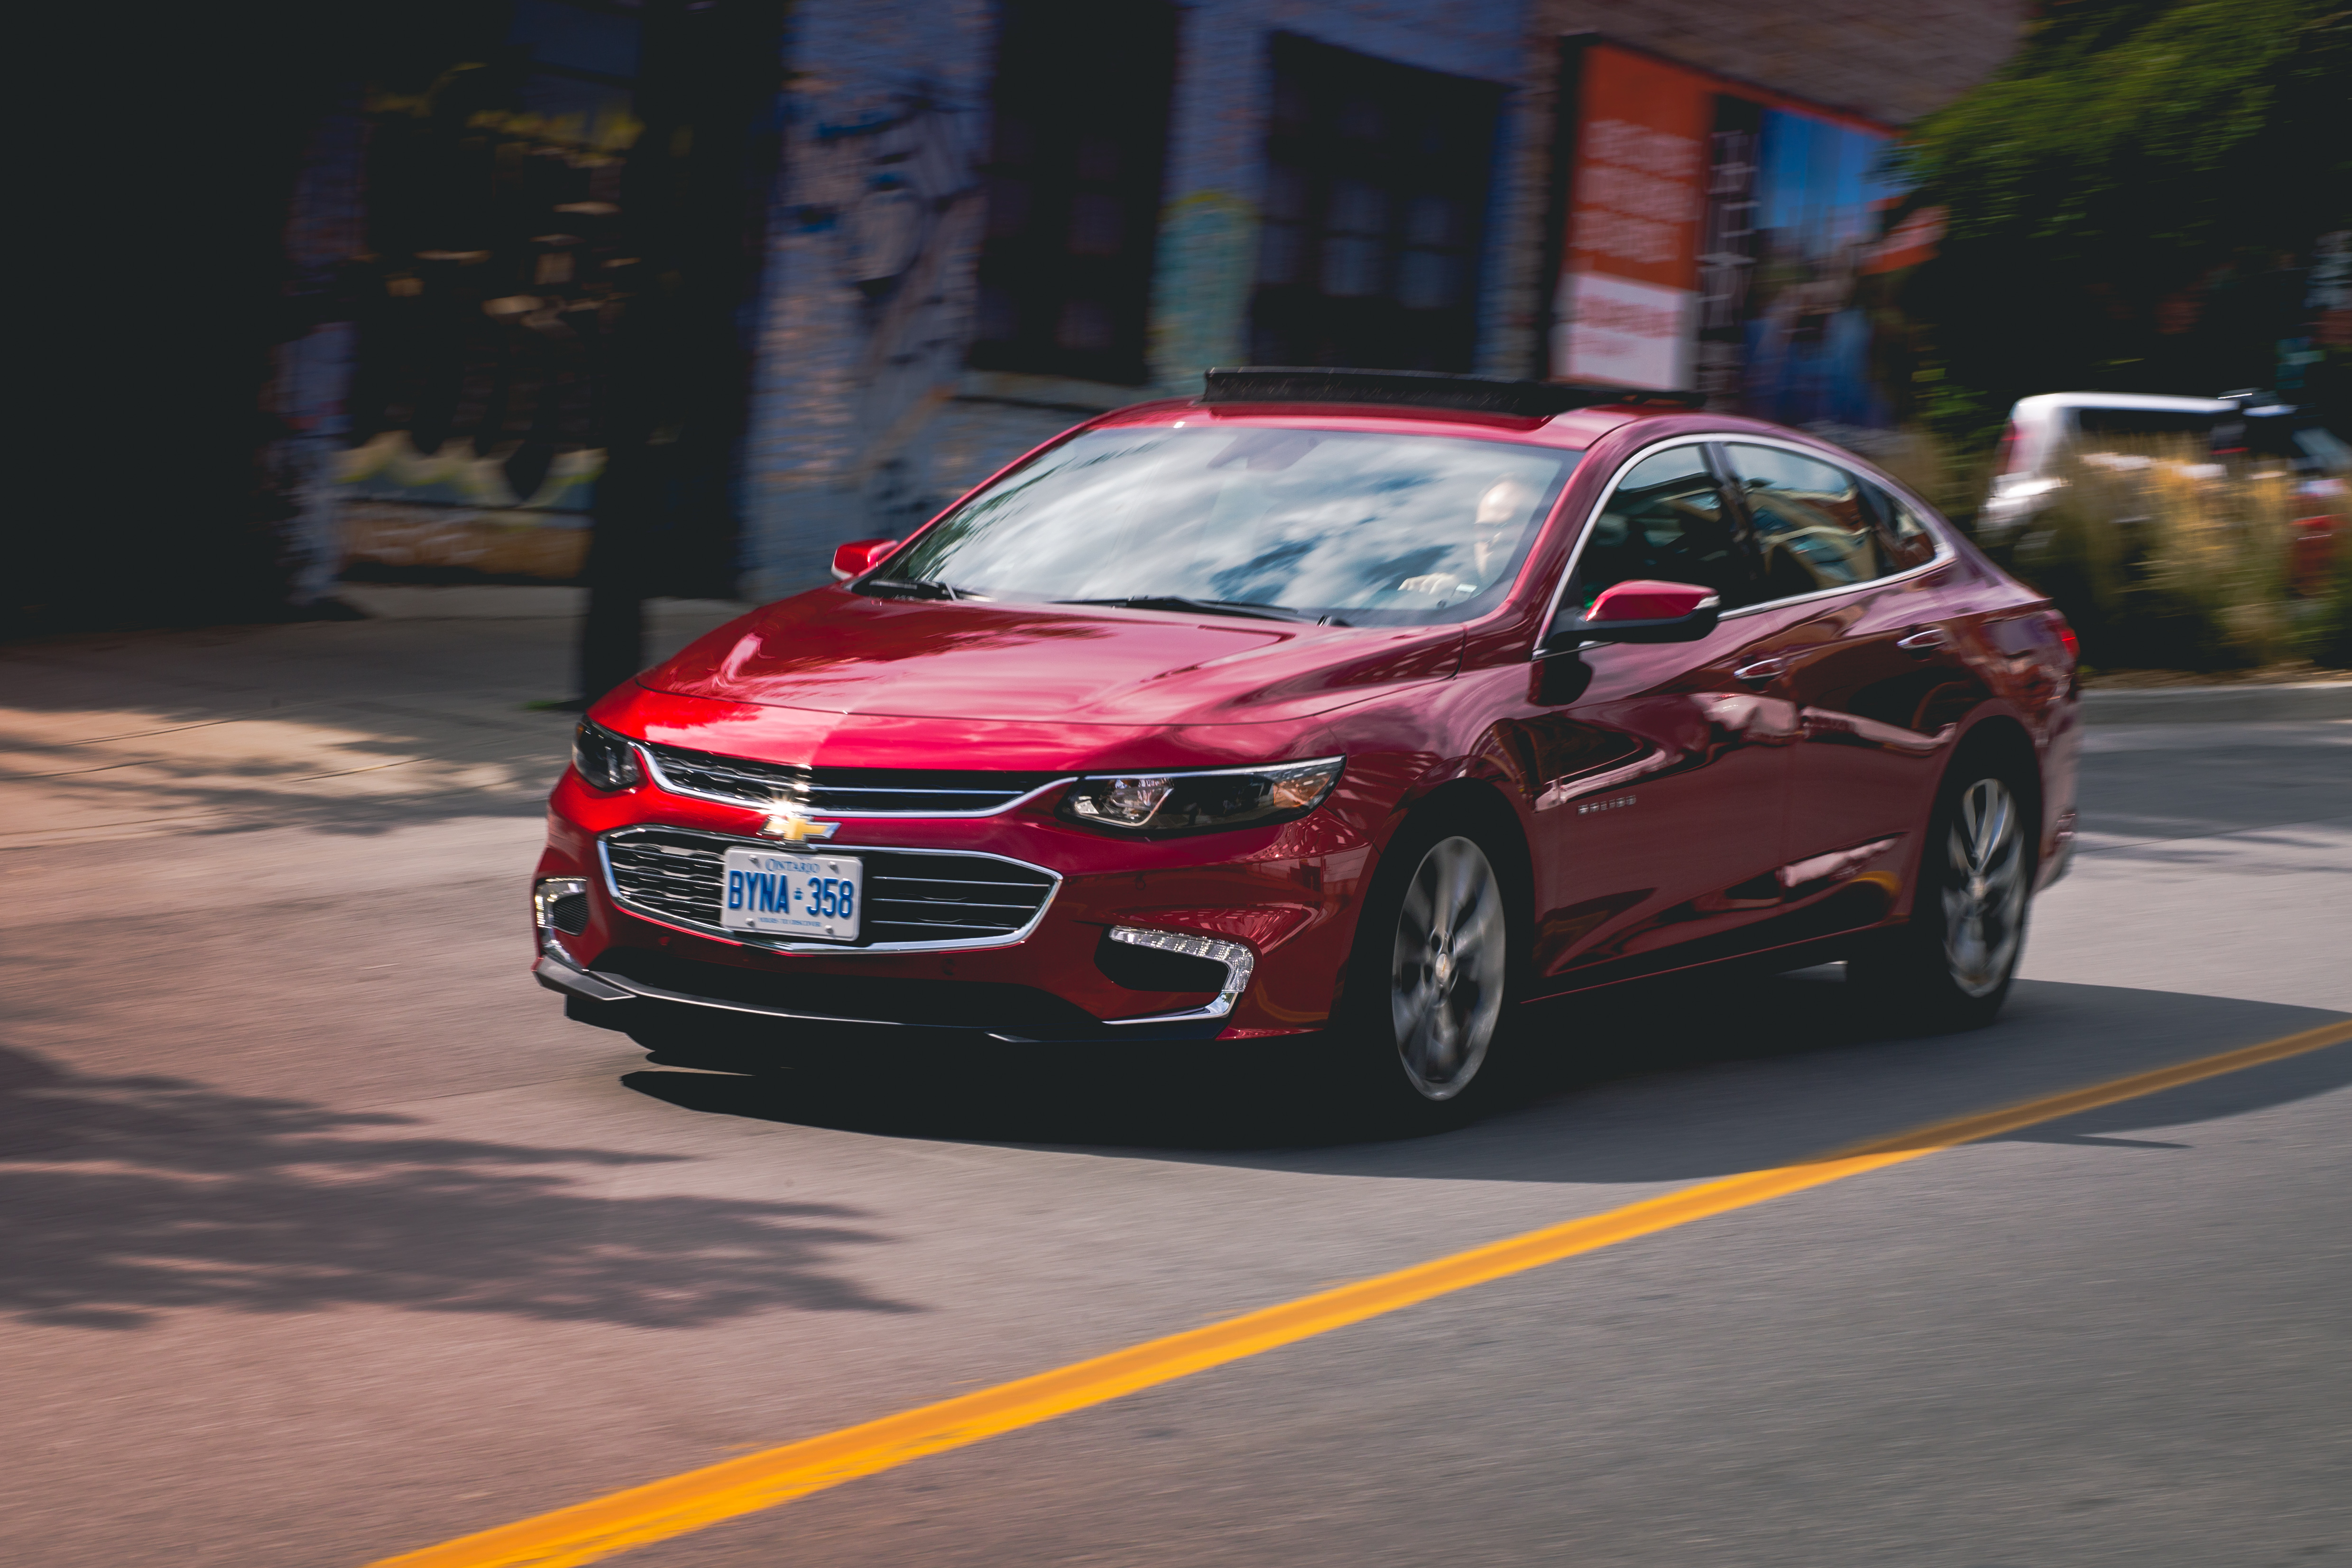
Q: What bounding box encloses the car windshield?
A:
[876,426,1579,625]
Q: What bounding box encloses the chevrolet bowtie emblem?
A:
[758,812,839,844]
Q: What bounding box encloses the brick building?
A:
[735,0,2024,598]
[280,0,2026,606]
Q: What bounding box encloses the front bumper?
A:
[532,950,1231,1043]
[533,768,1373,1044]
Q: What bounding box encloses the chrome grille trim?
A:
[635,741,1073,819]
[597,826,1061,954]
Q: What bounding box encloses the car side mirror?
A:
[831,537,901,581]
[1541,579,1722,654]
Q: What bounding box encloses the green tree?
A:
[1895,0,2352,449]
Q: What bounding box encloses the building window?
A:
[970,0,1178,386]
[1250,34,1503,372]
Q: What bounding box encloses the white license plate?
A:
[721,849,863,941]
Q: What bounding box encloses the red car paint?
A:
[1585,579,1718,621]
[534,397,2079,1044]
[830,537,901,580]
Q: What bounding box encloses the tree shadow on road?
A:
[622,972,2352,1185]
[0,1041,920,1331]
[0,617,590,846]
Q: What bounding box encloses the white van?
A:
[1974,393,2234,553]
[1976,390,2352,555]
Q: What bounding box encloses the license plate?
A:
[721,849,862,941]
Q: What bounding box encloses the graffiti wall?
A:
[1737,109,1908,430]
[740,0,1529,602]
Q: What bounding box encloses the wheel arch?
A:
[1390,776,1538,947]
[1334,774,1537,1016]
[1948,711,2045,854]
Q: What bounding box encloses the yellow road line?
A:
[367,1017,2352,1568]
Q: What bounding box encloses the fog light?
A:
[1107,926,1254,1017]
[534,877,591,959]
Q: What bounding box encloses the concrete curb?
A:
[2079,682,2352,725]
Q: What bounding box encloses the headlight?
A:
[1057,756,1343,836]
[572,720,643,792]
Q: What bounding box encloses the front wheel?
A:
[1335,816,1522,1127]
[1849,761,2035,1032]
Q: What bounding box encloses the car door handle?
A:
[1733,656,1789,686]
[1895,626,1950,655]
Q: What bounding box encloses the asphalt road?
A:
[2,598,2347,1568]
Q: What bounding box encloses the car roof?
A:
[1089,395,1688,452]
[2013,392,2235,415]
[1083,369,1743,451]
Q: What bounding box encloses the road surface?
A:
[2,591,2346,1567]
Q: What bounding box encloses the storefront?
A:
[277,0,782,592]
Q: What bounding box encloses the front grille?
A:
[638,740,1057,816]
[602,828,1058,948]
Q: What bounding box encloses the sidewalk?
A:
[8,586,2343,857]
[0,587,748,852]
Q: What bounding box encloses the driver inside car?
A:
[1398,475,1542,602]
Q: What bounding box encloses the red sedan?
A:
[532,369,2081,1124]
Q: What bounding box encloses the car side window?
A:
[1724,443,1888,600]
[1860,479,1939,572]
[1568,445,1758,612]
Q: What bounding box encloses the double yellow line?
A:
[371,1018,2352,1568]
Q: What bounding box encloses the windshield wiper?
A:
[1054,595,1333,625]
[857,575,973,600]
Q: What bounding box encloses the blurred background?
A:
[4,9,2349,1565]
[12,0,2350,684]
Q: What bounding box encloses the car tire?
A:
[1331,808,1526,1129]
[1848,746,2038,1033]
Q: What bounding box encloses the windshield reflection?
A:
[880,426,1579,625]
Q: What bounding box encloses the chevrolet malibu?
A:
[533,369,2080,1125]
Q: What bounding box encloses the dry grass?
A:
[2011,436,2346,672]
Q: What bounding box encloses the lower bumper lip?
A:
[533,952,1231,1043]
[534,954,1045,1040]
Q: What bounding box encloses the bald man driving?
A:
[1399,475,1540,602]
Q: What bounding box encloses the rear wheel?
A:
[1336,813,1523,1126]
[1849,758,2035,1032]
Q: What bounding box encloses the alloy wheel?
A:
[1390,835,1507,1100]
[1941,777,2027,998]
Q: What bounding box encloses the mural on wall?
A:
[1149,190,1258,391]
[779,91,987,542]
[1737,109,1906,431]
[1551,39,1927,435]
[326,3,649,584]
[741,0,1528,600]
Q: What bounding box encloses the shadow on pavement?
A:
[0,598,741,845]
[0,1040,920,1332]
[622,972,2352,1183]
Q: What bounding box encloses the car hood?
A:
[640,590,1463,726]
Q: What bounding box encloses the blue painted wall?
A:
[739,0,1532,600]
